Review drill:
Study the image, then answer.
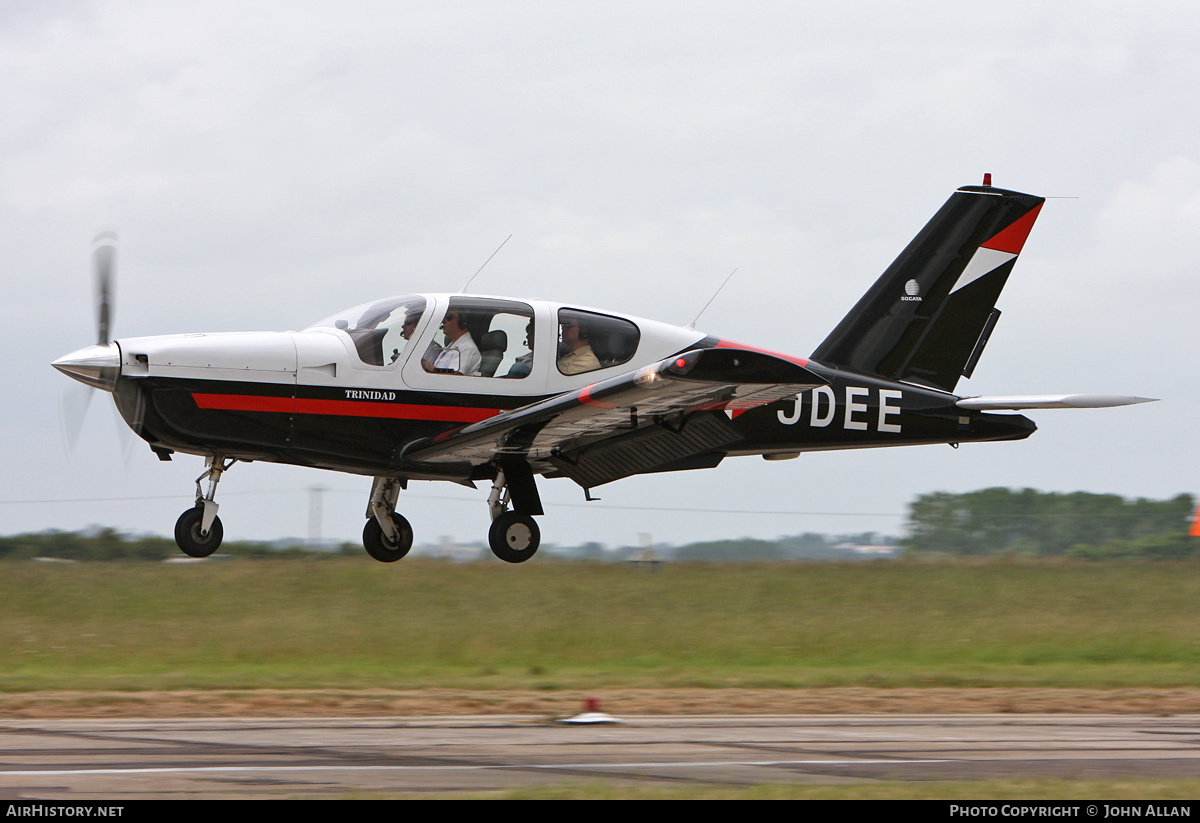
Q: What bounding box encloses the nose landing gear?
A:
[174,455,234,557]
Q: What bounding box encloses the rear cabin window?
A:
[556,309,639,375]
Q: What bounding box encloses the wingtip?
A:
[1074,395,1159,408]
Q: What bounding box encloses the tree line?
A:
[1,489,1194,561]
[903,488,1196,558]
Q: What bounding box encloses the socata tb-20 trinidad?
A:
[53,177,1153,563]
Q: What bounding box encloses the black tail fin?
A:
[811,183,1045,392]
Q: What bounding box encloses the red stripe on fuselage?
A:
[192,393,501,423]
[193,393,293,413]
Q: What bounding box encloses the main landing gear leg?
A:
[486,464,542,564]
[362,476,413,563]
[174,455,234,558]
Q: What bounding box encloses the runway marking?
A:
[0,759,949,777]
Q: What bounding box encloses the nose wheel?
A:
[174,455,232,557]
[174,506,223,558]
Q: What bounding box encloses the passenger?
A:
[504,320,535,378]
[557,314,600,375]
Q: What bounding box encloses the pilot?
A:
[504,320,535,378]
[431,309,481,375]
[400,309,422,341]
[389,309,423,363]
[557,314,600,375]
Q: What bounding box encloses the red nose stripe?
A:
[193,393,293,413]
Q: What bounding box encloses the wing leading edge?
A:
[400,347,827,487]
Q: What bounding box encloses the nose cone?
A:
[52,342,121,391]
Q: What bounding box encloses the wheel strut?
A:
[193,454,235,536]
[362,476,414,562]
[175,454,234,557]
[487,469,510,522]
[366,476,405,543]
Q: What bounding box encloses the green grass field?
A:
[3,557,1199,693]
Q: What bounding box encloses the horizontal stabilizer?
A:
[956,394,1158,410]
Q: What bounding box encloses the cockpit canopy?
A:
[307,295,427,367]
[308,294,648,379]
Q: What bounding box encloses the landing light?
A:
[634,365,662,387]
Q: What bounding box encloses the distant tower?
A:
[308,485,326,549]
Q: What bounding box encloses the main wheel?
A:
[363,512,414,562]
[174,506,224,558]
[488,511,540,563]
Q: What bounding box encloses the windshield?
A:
[307,295,428,367]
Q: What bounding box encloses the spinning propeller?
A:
[94,230,116,346]
[54,231,133,460]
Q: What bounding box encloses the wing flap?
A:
[401,347,826,470]
[546,410,741,488]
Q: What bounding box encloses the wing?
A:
[401,347,826,488]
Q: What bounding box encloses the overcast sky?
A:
[2,1,1195,550]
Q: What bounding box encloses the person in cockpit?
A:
[504,320,535,378]
[424,309,481,375]
[557,314,600,375]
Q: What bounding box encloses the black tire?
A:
[174,506,223,558]
[488,511,540,563]
[363,512,414,562]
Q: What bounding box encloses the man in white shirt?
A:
[433,309,481,375]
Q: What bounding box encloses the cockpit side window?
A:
[557,309,639,375]
[422,297,534,378]
[309,296,427,367]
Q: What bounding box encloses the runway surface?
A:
[2,714,1200,798]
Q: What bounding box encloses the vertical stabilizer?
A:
[811,183,1045,392]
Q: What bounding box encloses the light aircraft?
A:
[53,178,1153,562]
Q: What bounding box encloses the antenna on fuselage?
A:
[687,267,738,330]
[459,234,512,293]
